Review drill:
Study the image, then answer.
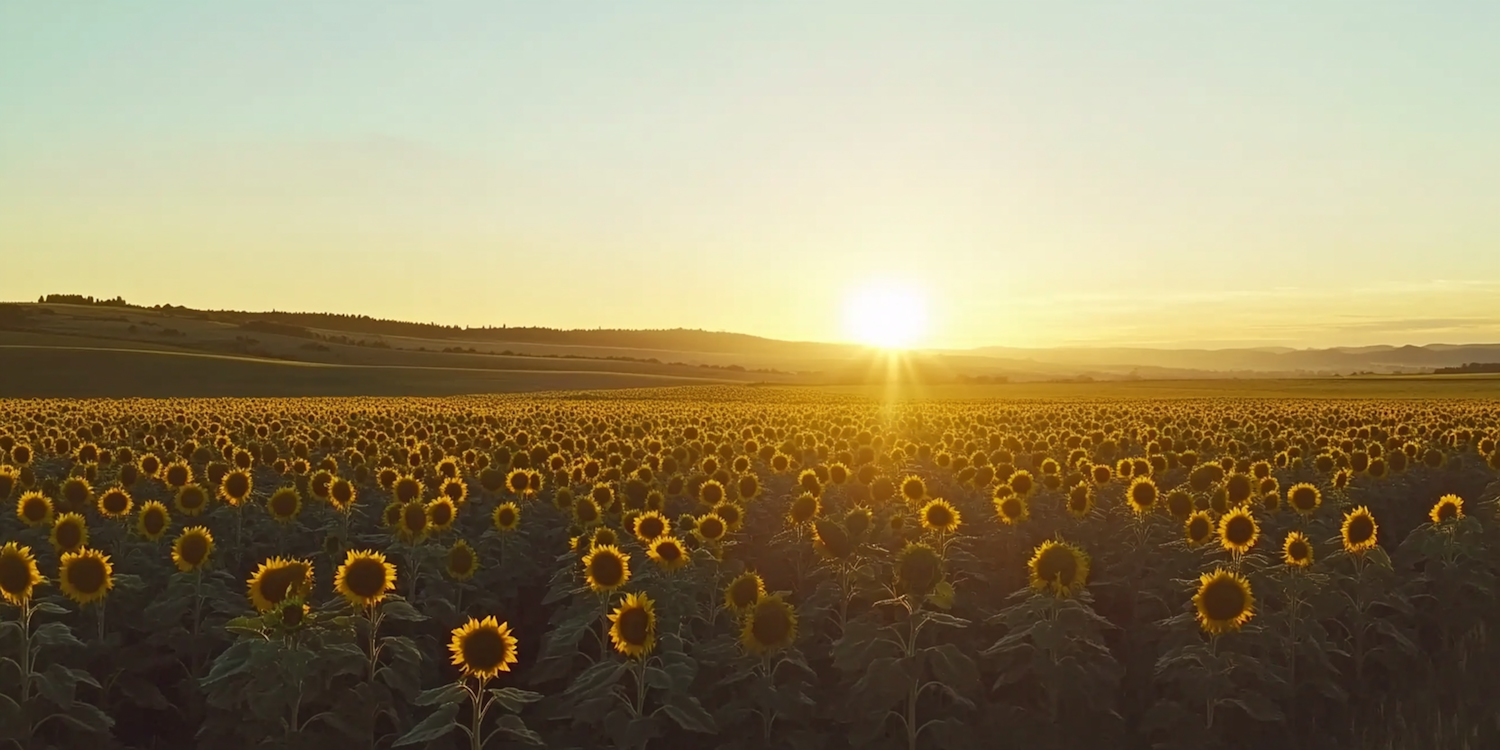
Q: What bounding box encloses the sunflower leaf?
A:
[488,686,544,713]
[492,713,545,745]
[31,622,83,650]
[391,702,458,747]
[415,683,467,707]
[31,601,69,616]
[379,600,427,622]
[661,695,718,734]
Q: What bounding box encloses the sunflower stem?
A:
[190,568,205,677]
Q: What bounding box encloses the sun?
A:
[844,281,928,349]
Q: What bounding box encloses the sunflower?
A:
[994,490,1029,525]
[1027,540,1090,598]
[1127,476,1158,514]
[632,510,669,542]
[58,548,113,606]
[393,475,424,504]
[788,492,820,526]
[724,571,765,613]
[591,526,618,550]
[0,542,44,606]
[446,539,478,581]
[50,512,88,554]
[1218,506,1260,556]
[328,477,357,512]
[900,475,927,503]
[449,616,519,681]
[1162,488,1192,520]
[335,550,397,608]
[919,499,961,534]
[896,542,943,598]
[1430,494,1463,524]
[381,501,403,528]
[647,536,690,571]
[1194,569,1255,635]
[16,490,53,527]
[712,501,744,530]
[1065,483,1093,518]
[582,544,630,593]
[1287,483,1321,515]
[574,495,601,527]
[0,466,16,500]
[162,460,193,490]
[492,501,521,533]
[61,476,93,512]
[396,499,429,543]
[845,506,873,537]
[1341,506,1379,553]
[247,557,314,613]
[1282,531,1313,568]
[695,513,728,543]
[1185,511,1214,547]
[172,526,214,572]
[812,518,854,560]
[267,487,302,523]
[1008,470,1035,497]
[427,497,457,532]
[136,500,170,541]
[219,469,253,506]
[741,594,798,655]
[97,486,132,519]
[698,479,726,507]
[608,592,657,659]
[505,469,532,497]
[436,477,467,507]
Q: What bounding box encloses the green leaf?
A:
[488,686,544,713]
[416,682,467,706]
[379,599,428,622]
[661,696,719,734]
[31,601,69,616]
[1220,691,1284,722]
[392,703,459,747]
[48,701,114,734]
[223,615,265,638]
[924,643,981,698]
[493,713,545,745]
[920,611,970,629]
[563,659,626,699]
[31,622,84,650]
[33,663,98,709]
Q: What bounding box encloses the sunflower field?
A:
[1,386,1498,750]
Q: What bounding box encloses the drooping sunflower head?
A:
[737,473,760,500]
[695,513,728,543]
[1287,483,1321,514]
[1282,531,1313,568]
[427,497,457,532]
[812,518,854,560]
[1066,483,1093,518]
[0,542,44,606]
[172,526,214,572]
[845,506,873,537]
[1194,569,1255,635]
[16,490,53,528]
[247,557,314,613]
[267,487,302,523]
[335,549,397,608]
[136,500,170,541]
[1430,494,1464,524]
[448,616,519,681]
[59,548,113,606]
[397,499,430,542]
[1218,506,1260,555]
[50,512,88,554]
[582,544,630,593]
[219,469,253,506]
[574,495,601,527]
[1185,511,1214,547]
[1127,476,1158,514]
[900,475,927,504]
[609,592,657,659]
[446,539,478,581]
[492,501,521,533]
[741,594,798,655]
[724,571,765,613]
[97,486,132,518]
[797,469,822,498]
[633,510,668,542]
[648,536,690,571]
[788,492,821,526]
[1027,540,1090,598]
[895,542,943,598]
[920,499,961,534]
[1341,506,1379,553]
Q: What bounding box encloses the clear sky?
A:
[3,2,1497,349]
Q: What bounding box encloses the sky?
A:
[2,2,1498,350]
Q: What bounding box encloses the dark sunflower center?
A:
[790,497,817,523]
[430,503,453,527]
[67,557,107,595]
[332,483,354,504]
[1132,485,1155,507]
[344,558,389,598]
[102,492,128,514]
[396,480,420,502]
[702,484,724,504]
[1001,498,1022,519]
[589,553,625,588]
[0,555,35,595]
[56,522,83,550]
[384,505,402,526]
[258,565,308,605]
[751,603,792,646]
[1225,516,1255,546]
[143,509,166,535]
[577,501,599,524]
[729,578,759,609]
[1069,489,1089,511]
[1288,541,1310,561]
[1437,503,1458,521]
[1167,494,1191,517]
[1011,475,1033,495]
[1291,489,1316,510]
[450,547,474,573]
[1347,516,1375,544]
[180,487,206,509]
[225,474,250,499]
[902,480,924,501]
[65,482,90,506]
[655,541,682,562]
[1189,517,1212,541]
[638,517,664,539]
[739,477,758,496]
[180,534,209,565]
[1227,476,1252,504]
[461,628,508,673]
[1036,547,1078,586]
[718,505,741,526]
[271,494,298,517]
[1201,578,1248,621]
[22,498,48,522]
[618,607,651,645]
[926,505,954,528]
[699,518,725,539]
[403,504,428,531]
[498,508,517,527]
[509,474,529,493]
[166,465,189,486]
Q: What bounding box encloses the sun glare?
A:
[845,281,929,349]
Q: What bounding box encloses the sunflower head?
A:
[329,477,356,511]
[648,536,690,571]
[449,616,519,682]
[609,592,657,659]
[741,594,798,655]
[397,499,430,543]
[220,469,253,506]
[163,460,193,490]
[574,496,602,527]
[97,486,131,518]
[1066,483,1093,518]
[0,542,44,606]
[393,475,423,504]
[59,548,113,606]
[439,477,468,505]
[712,501,744,530]
[61,476,94,512]
[1283,531,1313,568]
[900,475,926,503]
[920,499,960,534]
[1341,506,1379,553]
[267,487,302,523]
[896,542,943,598]
[788,492,820,526]
[695,513,728,543]
[50,512,89,554]
[698,479,726,507]
[172,526,214,572]
[1287,483,1321,514]
[1218,506,1260,555]
[1008,470,1035,497]
[633,510,669,542]
[137,500,170,541]
[1127,477,1158,514]
[994,490,1029,526]
[1027,540,1090,598]
[492,501,521,533]
[724,571,765,613]
[582,544,630,593]
[1430,494,1464,524]
[335,550,397,608]
[1194,569,1255,635]
[1185,511,1214,547]
[427,497,457,532]
[812,518,854,560]
[16,491,53,528]
[247,557,314,613]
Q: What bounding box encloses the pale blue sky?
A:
[3,2,1497,348]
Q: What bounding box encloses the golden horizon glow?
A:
[844,281,929,350]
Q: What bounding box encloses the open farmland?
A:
[2,386,1499,749]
